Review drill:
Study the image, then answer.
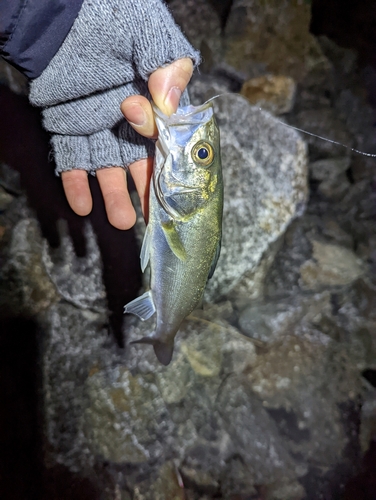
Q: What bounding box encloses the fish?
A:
[124,100,223,365]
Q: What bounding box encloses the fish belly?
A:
[150,208,219,346]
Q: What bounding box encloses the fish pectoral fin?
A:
[130,336,174,366]
[161,220,187,261]
[140,224,151,272]
[123,291,156,321]
[208,237,222,280]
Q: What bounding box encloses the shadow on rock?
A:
[0,85,142,345]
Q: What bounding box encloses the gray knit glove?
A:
[29,0,200,175]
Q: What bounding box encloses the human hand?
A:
[28,0,200,230]
[61,57,193,229]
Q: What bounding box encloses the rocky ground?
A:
[1,1,376,499]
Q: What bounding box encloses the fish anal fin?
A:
[161,220,187,261]
[130,336,174,366]
[123,291,155,321]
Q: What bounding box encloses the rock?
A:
[75,308,314,496]
[340,180,376,223]
[240,74,296,115]
[180,442,223,491]
[238,291,332,342]
[310,157,351,182]
[300,240,364,289]
[133,461,185,500]
[40,303,258,470]
[360,390,376,453]
[310,157,352,199]
[189,73,238,105]
[246,332,362,468]
[0,186,14,211]
[264,216,315,296]
[84,368,171,464]
[317,36,376,157]
[317,36,358,76]
[41,302,110,470]
[321,218,353,248]
[17,218,112,472]
[267,480,306,500]
[335,88,376,155]
[264,207,374,298]
[351,155,376,183]
[41,221,107,311]
[221,457,258,497]
[318,173,351,200]
[168,0,222,72]
[226,237,283,302]
[291,108,354,160]
[216,375,301,489]
[0,163,22,195]
[223,0,330,82]
[155,353,193,404]
[0,218,59,316]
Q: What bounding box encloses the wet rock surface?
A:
[1,1,376,499]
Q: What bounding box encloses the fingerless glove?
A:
[29,0,200,174]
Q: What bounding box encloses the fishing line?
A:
[203,92,376,158]
[273,121,376,158]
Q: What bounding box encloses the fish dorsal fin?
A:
[161,220,187,261]
[123,290,156,321]
[208,238,221,280]
[140,225,151,272]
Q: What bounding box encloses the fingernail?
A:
[125,103,147,126]
[164,87,182,114]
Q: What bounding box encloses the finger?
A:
[61,170,92,216]
[148,57,193,116]
[120,95,157,139]
[96,167,136,230]
[121,58,194,138]
[128,157,154,223]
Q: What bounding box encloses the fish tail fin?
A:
[130,336,174,366]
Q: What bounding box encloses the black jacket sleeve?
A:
[0,0,83,79]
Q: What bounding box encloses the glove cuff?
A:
[51,135,91,175]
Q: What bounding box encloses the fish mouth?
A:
[153,100,214,128]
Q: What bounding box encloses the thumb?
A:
[148,58,193,116]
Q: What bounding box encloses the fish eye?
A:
[191,141,214,167]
